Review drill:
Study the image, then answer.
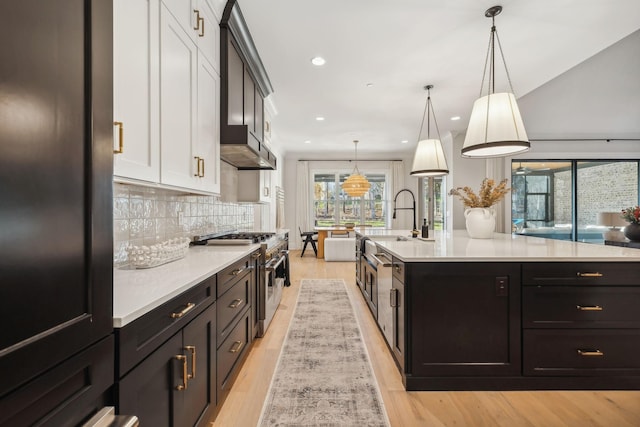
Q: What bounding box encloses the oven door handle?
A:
[266,254,286,272]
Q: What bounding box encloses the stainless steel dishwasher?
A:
[367,247,394,346]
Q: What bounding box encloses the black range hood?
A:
[220,1,277,170]
[221,125,277,170]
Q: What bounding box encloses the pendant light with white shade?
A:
[410,85,449,177]
[462,5,530,158]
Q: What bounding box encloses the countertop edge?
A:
[113,244,260,328]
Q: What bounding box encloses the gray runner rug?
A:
[258,278,390,427]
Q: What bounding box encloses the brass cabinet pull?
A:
[229,298,243,309]
[231,267,246,276]
[170,302,195,319]
[194,156,201,176]
[193,10,204,37]
[251,252,261,259]
[577,349,604,357]
[113,121,124,154]
[577,272,603,278]
[175,354,188,390]
[229,341,243,353]
[199,157,205,177]
[184,346,196,379]
[193,10,201,30]
[576,305,603,311]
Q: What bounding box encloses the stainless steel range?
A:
[192,231,289,337]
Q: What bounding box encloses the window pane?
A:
[314,172,388,228]
[576,161,639,243]
[362,174,386,227]
[511,161,572,240]
[313,174,336,226]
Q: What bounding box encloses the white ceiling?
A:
[239,0,640,157]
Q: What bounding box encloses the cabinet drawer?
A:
[217,313,250,403]
[522,262,640,286]
[523,286,640,328]
[217,274,250,344]
[0,336,113,427]
[218,256,251,297]
[116,275,215,377]
[523,329,640,376]
[392,258,405,282]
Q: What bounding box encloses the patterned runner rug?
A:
[258,278,390,427]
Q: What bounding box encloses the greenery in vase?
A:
[621,206,640,225]
[448,178,511,208]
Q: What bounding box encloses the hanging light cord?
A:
[416,86,442,142]
[478,13,516,98]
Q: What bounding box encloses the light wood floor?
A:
[211,252,640,427]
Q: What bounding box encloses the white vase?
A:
[464,208,496,239]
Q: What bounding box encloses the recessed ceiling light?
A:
[311,56,326,66]
[366,83,374,88]
[401,140,409,144]
[304,140,311,144]
[450,116,461,121]
[315,116,325,121]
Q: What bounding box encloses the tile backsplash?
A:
[113,183,254,267]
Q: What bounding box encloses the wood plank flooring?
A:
[211,252,640,427]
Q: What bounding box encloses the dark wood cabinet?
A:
[117,301,217,427]
[116,276,215,377]
[217,312,251,407]
[219,4,276,170]
[0,0,114,421]
[116,253,256,424]
[407,263,521,379]
[522,262,640,383]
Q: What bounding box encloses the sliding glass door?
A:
[511,160,639,243]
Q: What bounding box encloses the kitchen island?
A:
[356,229,640,391]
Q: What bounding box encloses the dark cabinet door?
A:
[118,303,217,427]
[0,0,113,397]
[255,91,263,141]
[243,68,255,131]
[226,39,244,126]
[118,333,182,427]
[408,263,521,377]
[179,303,217,427]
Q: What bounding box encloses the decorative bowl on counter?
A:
[126,237,191,269]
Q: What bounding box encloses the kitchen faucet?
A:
[392,189,418,237]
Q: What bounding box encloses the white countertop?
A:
[361,229,640,262]
[113,244,259,327]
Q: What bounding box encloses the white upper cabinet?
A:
[159,5,200,190]
[113,0,220,195]
[113,0,160,183]
[159,3,221,193]
[162,0,219,73]
[196,56,221,194]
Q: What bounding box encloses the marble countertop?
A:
[113,244,259,328]
[360,229,640,262]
